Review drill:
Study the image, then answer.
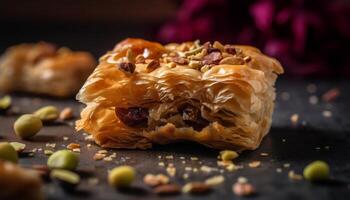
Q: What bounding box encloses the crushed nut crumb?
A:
[248,161,261,168]
[67,143,80,150]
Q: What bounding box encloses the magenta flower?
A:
[157,0,350,77]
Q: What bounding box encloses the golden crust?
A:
[0,42,96,97]
[76,38,283,151]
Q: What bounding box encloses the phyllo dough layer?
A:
[76,38,283,150]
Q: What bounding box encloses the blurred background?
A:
[1,0,349,77]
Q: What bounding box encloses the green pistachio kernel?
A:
[0,142,18,163]
[303,160,330,181]
[14,114,43,139]
[0,95,11,111]
[10,142,26,152]
[108,166,135,188]
[47,150,79,170]
[51,169,80,184]
[33,106,59,122]
[51,169,80,190]
[220,150,239,161]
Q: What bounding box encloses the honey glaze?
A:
[113,38,166,59]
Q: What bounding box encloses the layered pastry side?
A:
[0,42,96,97]
[76,38,284,151]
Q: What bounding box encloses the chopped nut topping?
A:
[224,45,237,55]
[126,49,135,63]
[171,57,188,65]
[146,59,160,72]
[184,46,204,56]
[118,62,136,73]
[200,65,211,72]
[203,51,222,65]
[188,60,202,69]
[213,41,225,51]
[135,55,145,64]
[143,174,169,187]
[67,143,80,150]
[219,56,244,65]
[243,56,251,62]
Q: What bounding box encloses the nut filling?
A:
[115,107,149,127]
[116,104,209,131]
[178,104,209,131]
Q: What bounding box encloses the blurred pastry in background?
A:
[0,161,44,200]
[0,42,96,97]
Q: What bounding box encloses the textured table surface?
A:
[0,78,349,200]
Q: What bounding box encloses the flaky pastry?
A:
[0,42,96,97]
[76,38,283,151]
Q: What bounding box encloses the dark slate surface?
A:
[0,78,349,200]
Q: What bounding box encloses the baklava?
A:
[0,42,96,97]
[76,38,283,151]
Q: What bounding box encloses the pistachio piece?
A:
[47,150,79,170]
[213,41,225,51]
[14,114,43,139]
[146,59,160,72]
[0,142,18,163]
[220,150,239,161]
[33,106,59,122]
[188,60,202,69]
[303,160,329,181]
[202,51,222,65]
[219,56,244,65]
[10,142,26,153]
[51,169,80,190]
[224,45,237,55]
[184,46,204,57]
[108,165,135,188]
[0,95,11,112]
[126,49,135,63]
